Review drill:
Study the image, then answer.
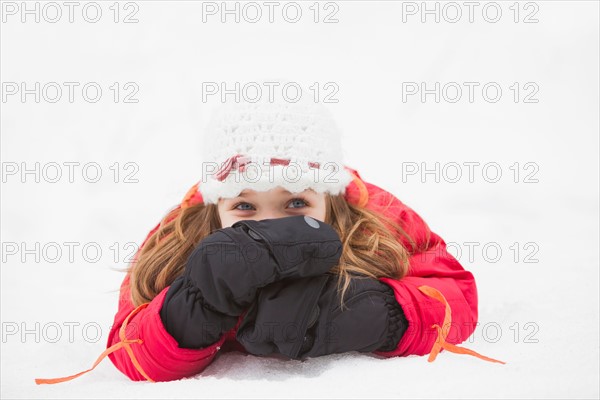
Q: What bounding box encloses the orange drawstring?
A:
[35,302,155,385]
[418,285,506,365]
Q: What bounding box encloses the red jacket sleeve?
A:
[106,273,228,382]
[343,173,478,358]
[377,228,478,357]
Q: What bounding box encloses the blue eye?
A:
[288,198,308,209]
[234,202,255,211]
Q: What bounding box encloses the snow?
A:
[1,2,598,398]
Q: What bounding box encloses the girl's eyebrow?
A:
[237,190,254,198]
[222,194,247,203]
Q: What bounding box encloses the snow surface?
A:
[1,2,599,399]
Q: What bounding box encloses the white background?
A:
[1,1,599,398]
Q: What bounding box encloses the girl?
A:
[36,100,504,385]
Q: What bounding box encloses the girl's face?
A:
[217,187,326,228]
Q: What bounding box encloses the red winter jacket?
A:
[35,166,503,386]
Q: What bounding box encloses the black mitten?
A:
[236,273,408,359]
[160,215,342,349]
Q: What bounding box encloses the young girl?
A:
[36,99,504,385]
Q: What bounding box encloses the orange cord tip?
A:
[34,302,155,385]
[418,285,506,365]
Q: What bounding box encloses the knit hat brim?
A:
[199,160,354,204]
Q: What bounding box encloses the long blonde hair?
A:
[125,192,424,310]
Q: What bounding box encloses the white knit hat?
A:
[198,97,354,204]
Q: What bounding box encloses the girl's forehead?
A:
[240,188,315,196]
[220,188,317,201]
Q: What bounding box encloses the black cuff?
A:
[376,284,408,352]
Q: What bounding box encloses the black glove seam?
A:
[330,289,393,315]
[181,278,228,315]
[288,275,330,358]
